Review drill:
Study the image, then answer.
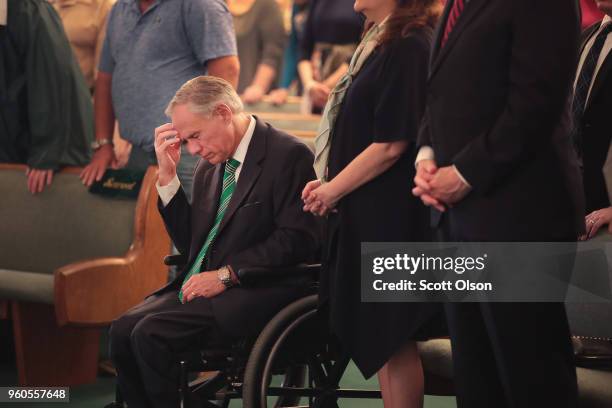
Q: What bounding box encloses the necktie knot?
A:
[441,0,466,47]
[225,158,240,174]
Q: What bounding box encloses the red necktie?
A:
[441,0,465,48]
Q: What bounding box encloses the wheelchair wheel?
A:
[242,295,380,408]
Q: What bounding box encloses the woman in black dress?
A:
[302,0,442,407]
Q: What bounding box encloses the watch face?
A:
[219,268,230,280]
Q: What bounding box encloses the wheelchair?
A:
[106,259,401,408]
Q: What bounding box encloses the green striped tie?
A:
[179,158,241,302]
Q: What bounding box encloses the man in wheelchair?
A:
[109,76,319,408]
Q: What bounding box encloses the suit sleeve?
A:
[158,187,192,255]
[258,0,287,70]
[417,106,433,148]
[451,0,579,194]
[225,143,319,273]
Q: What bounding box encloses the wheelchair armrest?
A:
[164,254,187,266]
[237,264,320,287]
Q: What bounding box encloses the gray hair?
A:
[165,76,243,117]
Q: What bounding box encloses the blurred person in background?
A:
[228,0,287,104]
[51,0,115,91]
[267,0,309,105]
[50,0,132,167]
[0,0,93,194]
[575,1,612,239]
[298,0,363,112]
[80,0,238,203]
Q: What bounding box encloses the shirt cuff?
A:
[156,175,181,207]
[415,146,435,168]
[452,165,472,188]
[226,265,240,284]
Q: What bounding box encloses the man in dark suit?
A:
[575,2,612,238]
[109,76,318,408]
[412,0,585,406]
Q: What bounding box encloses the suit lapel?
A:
[429,0,453,66]
[579,23,601,59]
[429,0,490,82]
[216,117,267,237]
[586,51,612,110]
[583,22,612,110]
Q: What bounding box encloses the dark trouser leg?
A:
[446,302,577,408]
[125,145,157,172]
[109,292,181,408]
[444,302,507,408]
[129,296,221,408]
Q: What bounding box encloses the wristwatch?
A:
[91,138,113,151]
[217,266,235,288]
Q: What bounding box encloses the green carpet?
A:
[0,322,456,407]
[0,361,456,408]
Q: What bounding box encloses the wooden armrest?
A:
[54,254,166,327]
[54,167,170,326]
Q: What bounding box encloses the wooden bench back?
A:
[0,165,139,274]
[244,96,302,114]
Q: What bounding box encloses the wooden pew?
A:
[0,164,170,386]
[247,112,320,141]
[243,95,303,114]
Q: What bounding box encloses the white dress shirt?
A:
[415,148,471,187]
[574,15,612,107]
[157,115,256,206]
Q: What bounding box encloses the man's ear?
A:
[213,104,233,125]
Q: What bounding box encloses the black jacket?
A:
[577,21,612,213]
[156,118,319,338]
[418,0,585,240]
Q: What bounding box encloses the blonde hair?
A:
[165,76,244,117]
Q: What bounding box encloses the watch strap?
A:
[92,138,113,150]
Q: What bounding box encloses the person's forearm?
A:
[322,63,348,89]
[248,64,277,93]
[329,141,408,201]
[94,72,115,141]
[298,60,315,88]
[208,55,240,89]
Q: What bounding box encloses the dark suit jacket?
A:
[578,21,612,213]
[155,118,319,338]
[418,0,585,240]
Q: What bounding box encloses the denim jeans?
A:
[125,145,157,171]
